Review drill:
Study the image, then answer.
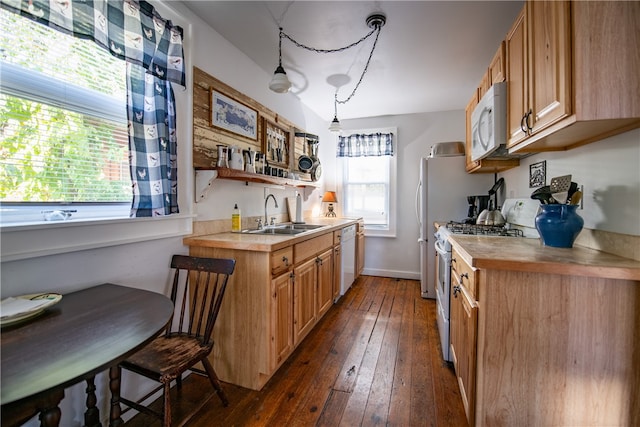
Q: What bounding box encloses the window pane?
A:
[343,156,390,227]
[0,8,130,206]
[0,95,130,202]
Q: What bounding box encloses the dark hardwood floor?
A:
[123,276,467,426]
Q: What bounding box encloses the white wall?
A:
[337,110,469,279]
[499,129,640,236]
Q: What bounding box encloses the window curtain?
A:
[337,133,394,157]
[0,0,185,216]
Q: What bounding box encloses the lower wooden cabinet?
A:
[271,271,293,368]
[332,244,341,301]
[187,224,354,391]
[450,273,478,426]
[316,248,334,318]
[356,219,365,278]
[293,257,317,345]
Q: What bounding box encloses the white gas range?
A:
[433,198,540,362]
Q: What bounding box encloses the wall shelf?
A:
[195,168,318,203]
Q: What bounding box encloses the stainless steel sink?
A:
[251,228,306,235]
[243,223,326,235]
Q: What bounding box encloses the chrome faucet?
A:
[264,194,278,226]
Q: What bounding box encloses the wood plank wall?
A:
[192,66,300,170]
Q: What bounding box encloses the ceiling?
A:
[180,1,524,122]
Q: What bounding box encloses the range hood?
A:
[428,141,465,158]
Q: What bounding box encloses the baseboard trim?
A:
[362,268,420,280]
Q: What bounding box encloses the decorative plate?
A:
[1,293,62,326]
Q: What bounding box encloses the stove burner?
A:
[446,221,524,237]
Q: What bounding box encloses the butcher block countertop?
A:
[183,218,358,252]
[449,235,640,281]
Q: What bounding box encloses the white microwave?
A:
[471,81,507,161]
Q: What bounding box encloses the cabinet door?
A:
[333,244,341,301]
[450,277,478,426]
[489,42,506,85]
[527,0,571,135]
[293,258,317,345]
[271,271,293,369]
[316,249,334,318]
[506,6,528,147]
[465,93,480,171]
[356,231,365,278]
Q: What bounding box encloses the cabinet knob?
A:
[282,256,289,266]
[452,258,457,264]
[453,285,461,298]
[458,272,468,285]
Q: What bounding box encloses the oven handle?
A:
[434,239,448,257]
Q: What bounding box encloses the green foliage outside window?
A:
[0,8,130,203]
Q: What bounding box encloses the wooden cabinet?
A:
[465,44,520,174]
[488,41,506,85]
[316,249,334,318]
[506,1,572,148]
[293,257,317,345]
[187,225,349,391]
[294,247,334,345]
[333,244,341,301]
[271,270,293,368]
[332,228,342,301]
[356,219,365,278]
[449,249,478,426]
[448,240,640,426]
[507,1,640,153]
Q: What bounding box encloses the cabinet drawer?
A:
[333,229,342,245]
[452,248,477,299]
[294,232,333,264]
[271,246,293,276]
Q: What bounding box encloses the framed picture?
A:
[529,160,546,188]
[210,90,258,140]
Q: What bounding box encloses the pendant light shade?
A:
[269,65,291,93]
[270,28,292,93]
[328,116,341,132]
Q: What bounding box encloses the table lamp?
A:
[322,191,338,217]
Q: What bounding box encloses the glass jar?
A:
[535,204,584,248]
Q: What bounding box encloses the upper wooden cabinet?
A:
[507,1,640,153]
[488,41,506,86]
[506,1,572,148]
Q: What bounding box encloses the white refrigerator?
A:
[416,156,493,298]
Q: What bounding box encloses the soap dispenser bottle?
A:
[232,204,241,232]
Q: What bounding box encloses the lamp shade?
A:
[322,191,338,203]
[328,116,341,132]
[269,66,291,93]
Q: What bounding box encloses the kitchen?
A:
[1,1,639,426]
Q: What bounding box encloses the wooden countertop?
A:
[449,235,640,281]
[183,218,359,252]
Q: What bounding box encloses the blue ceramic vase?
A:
[535,204,584,248]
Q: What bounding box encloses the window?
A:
[338,129,397,237]
[0,8,130,224]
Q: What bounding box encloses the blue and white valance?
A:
[337,132,394,157]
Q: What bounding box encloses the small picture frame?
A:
[529,160,546,188]
[210,89,258,140]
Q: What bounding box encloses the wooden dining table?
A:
[1,283,173,427]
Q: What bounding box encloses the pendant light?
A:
[270,14,386,128]
[269,28,292,93]
[328,94,341,132]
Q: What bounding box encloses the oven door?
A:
[434,238,452,361]
[434,238,451,318]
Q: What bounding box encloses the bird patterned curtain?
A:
[0,0,185,216]
[337,132,394,157]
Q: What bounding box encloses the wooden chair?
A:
[114,255,236,427]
